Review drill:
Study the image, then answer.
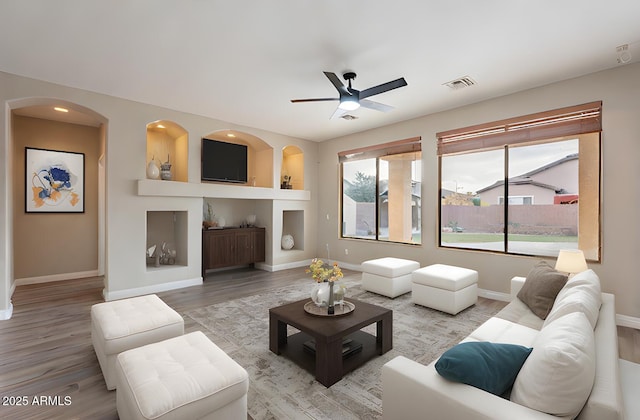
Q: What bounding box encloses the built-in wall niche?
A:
[146,120,188,182]
[281,210,304,250]
[146,211,188,269]
[203,130,273,188]
[281,145,304,190]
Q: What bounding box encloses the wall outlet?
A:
[344,248,349,255]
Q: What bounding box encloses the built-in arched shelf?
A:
[146,120,188,182]
[281,145,304,190]
[203,130,273,188]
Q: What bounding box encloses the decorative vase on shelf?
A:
[147,158,160,179]
[217,216,226,228]
[281,234,294,250]
[160,154,172,180]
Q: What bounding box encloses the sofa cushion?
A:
[511,311,596,418]
[435,341,532,396]
[464,317,539,347]
[544,269,602,329]
[494,297,545,331]
[517,261,568,320]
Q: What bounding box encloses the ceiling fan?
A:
[291,71,408,119]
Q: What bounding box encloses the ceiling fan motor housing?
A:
[343,72,357,92]
[343,72,357,81]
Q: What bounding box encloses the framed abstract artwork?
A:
[25,147,85,213]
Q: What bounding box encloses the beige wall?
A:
[317,62,640,318]
[12,115,100,279]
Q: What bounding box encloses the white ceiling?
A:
[1,1,639,142]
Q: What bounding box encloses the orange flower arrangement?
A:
[306,258,343,283]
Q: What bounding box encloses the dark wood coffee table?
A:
[269,298,392,387]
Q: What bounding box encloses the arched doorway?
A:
[8,98,107,296]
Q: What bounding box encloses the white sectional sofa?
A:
[382,269,625,420]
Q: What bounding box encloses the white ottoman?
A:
[91,294,184,390]
[115,331,249,420]
[361,257,420,298]
[412,264,478,315]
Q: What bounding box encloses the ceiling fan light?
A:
[338,98,360,111]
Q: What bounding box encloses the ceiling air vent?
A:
[616,44,632,64]
[340,114,358,120]
[443,76,477,90]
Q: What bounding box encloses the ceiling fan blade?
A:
[359,77,407,100]
[291,98,339,103]
[360,99,394,112]
[330,106,348,120]
[291,98,340,104]
[323,71,351,96]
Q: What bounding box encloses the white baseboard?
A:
[258,259,314,272]
[334,260,362,272]
[0,302,13,320]
[254,263,275,272]
[103,277,203,301]
[478,288,511,302]
[257,259,361,273]
[616,314,640,330]
[16,270,99,286]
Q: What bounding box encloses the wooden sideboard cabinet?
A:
[202,227,266,276]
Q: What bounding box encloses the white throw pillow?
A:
[543,269,602,329]
[511,311,595,418]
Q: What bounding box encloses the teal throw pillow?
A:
[435,341,532,396]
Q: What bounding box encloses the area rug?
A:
[185,276,502,419]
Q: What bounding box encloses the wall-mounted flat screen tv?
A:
[201,138,248,183]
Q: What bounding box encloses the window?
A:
[438,102,601,261]
[499,196,534,205]
[340,137,422,244]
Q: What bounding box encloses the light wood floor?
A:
[1,268,638,419]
